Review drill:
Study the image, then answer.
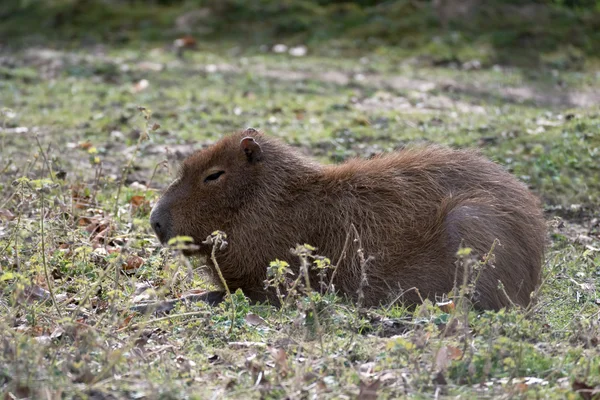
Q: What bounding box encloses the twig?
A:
[328,225,353,293]
[296,246,324,355]
[0,158,12,175]
[384,286,420,312]
[39,167,62,317]
[147,159,168,190]
[35,136,55,182]
[0,205,21,259]
[205,231,235,335]
[351,224,373,310]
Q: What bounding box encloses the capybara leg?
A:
[444,205,515,310]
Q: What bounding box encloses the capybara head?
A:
[150,128,267,247]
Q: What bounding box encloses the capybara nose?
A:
[150,205,172,244]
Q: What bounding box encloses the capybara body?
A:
[150,129,546,310]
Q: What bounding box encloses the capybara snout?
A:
[151,128,546,310]
[150,203,172,244]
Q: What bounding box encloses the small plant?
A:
[202,231,236,334]
[265,258,295,312]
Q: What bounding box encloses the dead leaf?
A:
[118,314,134,330]
[245,313,268,327]
[34,335,52,345]
[78,141,93,150]
[50,326,65,340]
[515,382,528,393]
[0,209,15,221]
[130,195,145,207]
[137,61,163,72]
[435,346,451,371]
[354,116,371,126]
[358,379,380,400]
[270,347,288,377]
[174,35,197,49]
[73,368,96,384]
[437,300,455,313]
[24,285,50,301]
[447,345,463,360]
[440,317,461,337]
[129,195,150,214]
[71,185,93,209]
[123,255,144,271]
[91,226,110,245]
[432,371,447,386]
[132,79,150,93]
[573,380,600,400]
[435,345,462,372]
[228,341,267,349]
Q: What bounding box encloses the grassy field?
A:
[1,2,600,399]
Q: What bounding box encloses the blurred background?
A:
[1,0,599,69]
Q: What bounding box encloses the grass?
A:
[1,3,600,399]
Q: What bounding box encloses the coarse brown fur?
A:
[150,129,546,310]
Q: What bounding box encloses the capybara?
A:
[150,128,546,310]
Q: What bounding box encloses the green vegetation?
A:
[1,1,599,398]
[2,0,600,68]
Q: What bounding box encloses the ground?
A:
[1,3,600,398]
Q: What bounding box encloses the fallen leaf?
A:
[118,314,134,330]
[572,380,600,400]
[130,195,146,207]
[432,371,447,386]
[270,347,288,377]
[34,336,52,345]
[123,255,144,271]
[0,209,15,221]
[25,285,50,301]
[132,79,150,93]
[78,141,93,150]
[447,345,463,360]
[435,345,462,372]
[174,35,197,49]
[71,185,93,209]
[245,313,268,327]
[50,326,65,340]
[435,346,450,371]
[228,341,267,349]
[137,61,163,72]
[358,379,380,400]
[515,382,528,393]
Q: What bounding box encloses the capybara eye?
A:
[204,171,225,183]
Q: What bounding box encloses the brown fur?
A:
[150,129,546,310]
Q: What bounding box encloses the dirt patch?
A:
[355,90,487,114]
[548,211,600,248]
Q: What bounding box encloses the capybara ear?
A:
[240,136,263,164]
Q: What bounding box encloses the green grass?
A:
[1,5,600,398]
